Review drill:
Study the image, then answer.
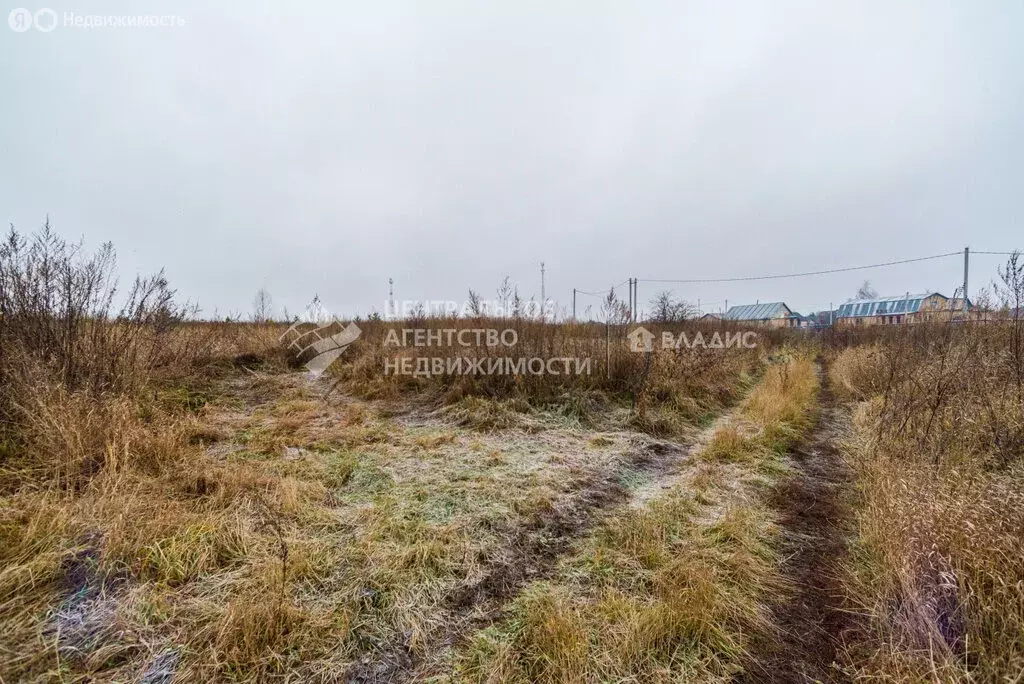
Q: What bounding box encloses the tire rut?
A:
[437,401,754,646]
[366,401,753,682]
[742,363,855,684]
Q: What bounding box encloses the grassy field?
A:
[3,229,1024,682]
[0,322,768,681]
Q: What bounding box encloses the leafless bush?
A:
[995,251,1023,402]
[831,303,1024,679]
[0,222,188,402]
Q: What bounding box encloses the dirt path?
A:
[443,399,756,612]
[208,370,766,682]
[406,399,755,681]
[744,365,855,683]
[628,408,737,509]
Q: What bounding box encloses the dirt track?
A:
[743,366,855,683]
[405,407,750,681]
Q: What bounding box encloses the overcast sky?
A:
[2,1,1022,319]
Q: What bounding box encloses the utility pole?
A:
[540,262,546,321]
[624,278,630,321]
[388,277,394,319]
[626,276,634,321]
[963,246,970,318]
[627,278,633,322]
[572,288,576,320]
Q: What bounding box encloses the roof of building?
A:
[837,293,937,318]
[723,302,791,321]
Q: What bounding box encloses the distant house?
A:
[785,312,813,329]
[722,302,792,328]
[836,293,971,326]
[699,313,722,322]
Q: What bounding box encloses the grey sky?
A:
[2,1,1022,319]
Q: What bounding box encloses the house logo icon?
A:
[627,326,655,353]
[280,319,362,376]
[279,299,362,377]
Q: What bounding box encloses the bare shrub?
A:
[0,221,188,403]
[832,310,1024,680]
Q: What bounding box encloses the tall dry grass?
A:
[831,318,1024,681]
[334,317,767,438]
[0,225,314,680]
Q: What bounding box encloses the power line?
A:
[569,248,1018,314]
[575,279,631,297]
[637,252,961,285]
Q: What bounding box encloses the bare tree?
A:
[648,290,694,322]
[467,288,483,317]
[496,276,513,317]
[856,280,879,300]
[996,251,1024,314]
[0,220,187,396]
[601,287,630,324]
[996,251,1024,400]
[252,288,274,323]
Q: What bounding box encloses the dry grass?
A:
[702,355,819,464]
[831,325,1024,681]
[333,318,761,432]
[828,344,888,401]
[458,493,783,683]
[1,224,824,682]
[0,331,756,681]
[8,223,1024,682]
[441,396,534,431]
[456,353,821,683]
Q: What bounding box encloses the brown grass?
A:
[0,305,762,682]
[456,353,821,683]
[22,224,1024,681]
[830,322,1024,681]
[333,318,762,427]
